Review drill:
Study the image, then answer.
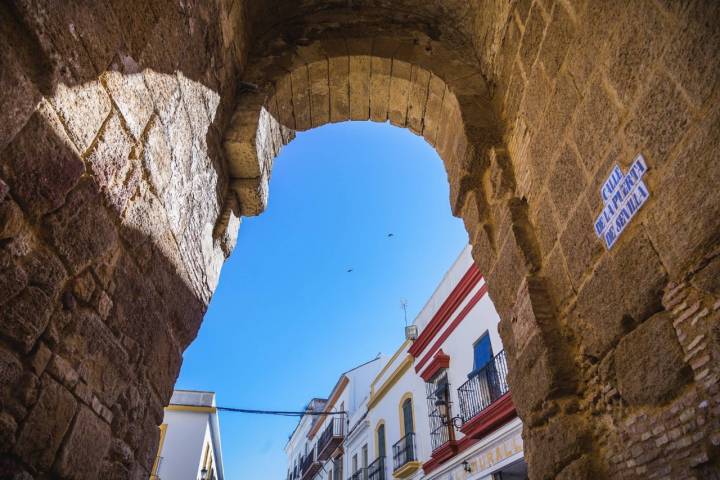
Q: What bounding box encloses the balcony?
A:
[457,350,515,439]
[300,448,322,480]
[349,467,367,480]
[392,433,421,478]
[317,417,345,461]
[367,457,385,480]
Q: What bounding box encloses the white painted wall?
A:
[156,391,224,480]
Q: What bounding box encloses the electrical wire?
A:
[215,406,347,417]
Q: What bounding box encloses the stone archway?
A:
[1,1,719,479]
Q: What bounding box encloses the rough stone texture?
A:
[614,311,692,405]
[0,1,719,478]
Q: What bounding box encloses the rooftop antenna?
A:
[402,299,418,341]
[400,299,408,326]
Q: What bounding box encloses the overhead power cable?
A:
[215,406,347,417]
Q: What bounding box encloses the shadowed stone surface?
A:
[0,0,719,478]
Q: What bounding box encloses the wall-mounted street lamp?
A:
[200,468,208,480]
[434,395,464,430]
[462,460,472,473]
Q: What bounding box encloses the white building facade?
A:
[286,358,385,480]
[285,246,527,480]
[152,390,225,480]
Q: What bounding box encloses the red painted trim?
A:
[459,393,516,439]
[422,440,459,473]
[415,283,489,374]
[408,265,483,358]
[419,350,450,382]
[422,394,518,475]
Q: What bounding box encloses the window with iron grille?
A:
[425,372,454,451]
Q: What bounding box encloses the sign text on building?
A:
[594,154,650,249]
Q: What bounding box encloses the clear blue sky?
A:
[176,121,468,479]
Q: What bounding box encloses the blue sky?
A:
[176,121,468,479]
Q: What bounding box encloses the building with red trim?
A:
[284,246,526,480]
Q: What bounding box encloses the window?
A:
[473,332,493,373]
[377,424,386,458]
[333,457,343,480]
[401,398,414,435]
[352,454,358,473]
[362,444,368,468]
[426,372,454,451]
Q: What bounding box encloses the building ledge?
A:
[459,392,516,439]
[422,440,458,474]
[419,350,450,382]
[393,461,422,479]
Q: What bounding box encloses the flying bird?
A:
[387,233,394,238]
[346,268,353,273]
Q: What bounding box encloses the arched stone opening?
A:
[0,1,719,479]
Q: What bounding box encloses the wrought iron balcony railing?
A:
[367,457,385,480]
[317,417,345,461]
[349,467,367,480]
[457,350,510,423]
[392,432,417,471]
[300,447,321,480]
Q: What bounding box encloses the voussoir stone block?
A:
[54,406,112,480]
[44,178,119,275]
[614,311,692,405]
[49,82,112,154]
[1,103,84,218]
[15,376,77,472]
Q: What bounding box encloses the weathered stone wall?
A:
[0,0,241,477]
[1,0,719,478]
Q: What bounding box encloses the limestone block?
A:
[422,75,446,145]
[519,64,551,131]
[664,1,720,106]
[329,56,350,122]
[103,71,154,140]
[624,72,691,168]
[615,311,692,405]
[349,55,371,120]
[606,2,665,107]
[1,287,52,353]
[388,59,412,127]
[44,179,119,275]
[0,251,27,307]
[308,60,330,127]
[0,411,17,453]
[575,231,667,358]
[1,103,84,218]
[406,66,430,134]
[86,112,138,214]
[547,143,587,222]
[0,345,23,391]
[291,65,312,130]
[559,199,603,290]
[49,82,112,154]
[645,100,720,277]
[518,4,547,74]
[19,246,67,299]
[0,45,42,152]
[274,75,297,129]
[571,78,620,175]
[369,56,391,122]
[142,117,173,196]
[55,406,112,479]
[537,3,575,79]
[15,376,77,471]
[143,70,181,126]
[525,414,590,480]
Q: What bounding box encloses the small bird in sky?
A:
[387,233,394,238]
[346,268,353,273]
